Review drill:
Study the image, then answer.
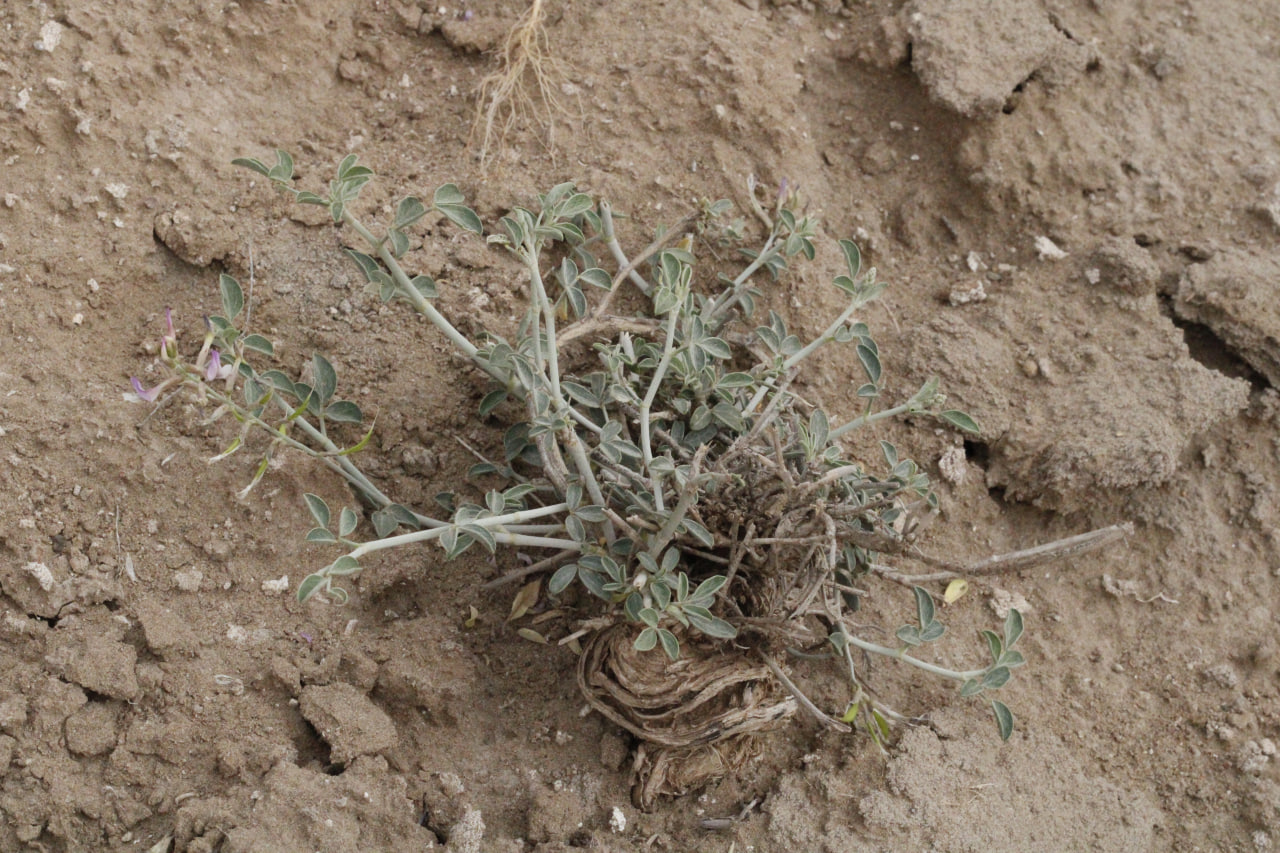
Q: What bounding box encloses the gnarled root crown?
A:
[577,623,797,808]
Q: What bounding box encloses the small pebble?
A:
[1034,236,1068,260]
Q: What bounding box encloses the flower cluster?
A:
[127,308,233,403]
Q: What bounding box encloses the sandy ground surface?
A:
[2,0,1280,850]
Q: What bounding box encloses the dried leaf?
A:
[517,627,549,644]
[508,579,541,622]
[943,578,969,604]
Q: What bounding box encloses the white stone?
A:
[261,575,289,594]
[989,588,1031,618]
[174,567,203,591]
[938,446,967,484]
[1034,235,1068,260]
[35,21,63,52]
[24,562,54,591]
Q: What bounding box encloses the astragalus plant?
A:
[131,152,1112,806]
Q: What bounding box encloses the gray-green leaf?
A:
[579,267,612,289]
[1004,608,1024,647]
[980,666,1011,691]
[657,628,680,661]
[297,573,327,603]
[311,354,337,407]
[411,274,438,298]
[329,555,361,575]
[684,607,737,639]
[371,509,399,539]
[992,700,1014,741]
[634,627,658,652]
[939,410,980,434]
[338,507,358,537]
[838,238,862,280]
[242,334,274,356]
[303,493,331,529]
[912,586,935,629]
[549,562,578,595]
[856,343,881,385]
[219,274,244,321]
[325,400,364,424]
[434,184,483,234]
[232,157,271,177]
[394,196,427,229]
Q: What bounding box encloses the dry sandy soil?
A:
[3,0,1280,850]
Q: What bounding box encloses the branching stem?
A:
[348,502,576,560]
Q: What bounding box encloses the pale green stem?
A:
[491,533,580,550]
[524,246,610,523]
[743,370,787,416]
[782,298,864,371]
[348,502,573,560]
[645,447,706,557]
[841,633,986,681]
[344,212,510,389]
[258,388,445,529]
[599,201,651,295]
[526,249,562,401]
[562,428,613,541]
[566,405,603,435]
[640,301,682,513]
[829,402,913,441]
[500,524,564,534]
[705,232,779,325]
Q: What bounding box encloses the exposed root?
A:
[578,624,796,809]
[470,0,576,166]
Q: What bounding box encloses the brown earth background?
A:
[3,0,1280,850]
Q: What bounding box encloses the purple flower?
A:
[205,349,222,382]
[159,308,178,357]
[129,376,163,402]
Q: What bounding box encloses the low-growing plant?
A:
[130,153,1125,804]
